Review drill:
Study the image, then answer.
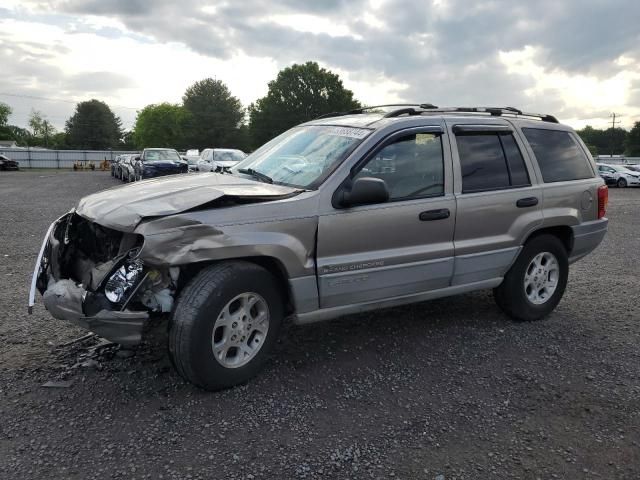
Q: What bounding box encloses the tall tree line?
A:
[0,62,360,151]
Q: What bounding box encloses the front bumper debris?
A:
[28,213,152,345]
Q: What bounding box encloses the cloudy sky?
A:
[1,0,639,132]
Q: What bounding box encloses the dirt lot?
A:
[0,170,639,480]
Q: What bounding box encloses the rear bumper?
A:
[569,218,608,264]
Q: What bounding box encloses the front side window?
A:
[522,128,593,182]
[353,132,444,200]
[233,125,370,188]
[456,133,530,193]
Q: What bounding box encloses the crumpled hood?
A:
[76,173,299,232]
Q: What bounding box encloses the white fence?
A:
[0,148,140,168]
[595,156,640,165]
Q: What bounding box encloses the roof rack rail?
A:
[313,103,439,120]
[422,107,559,123]
[314,105,558,123]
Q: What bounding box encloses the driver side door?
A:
[316,127,456,308]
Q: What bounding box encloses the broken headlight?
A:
[104,256,144,305]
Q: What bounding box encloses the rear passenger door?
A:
[447,120,543,285]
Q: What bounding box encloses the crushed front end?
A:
[28,212,178,345]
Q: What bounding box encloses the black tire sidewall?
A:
[177,265,283,390]
[618,178,627,188]
[499,235,569,321]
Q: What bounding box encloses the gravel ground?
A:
[1,170,639,480]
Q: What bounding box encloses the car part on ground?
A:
[30,105,608,390]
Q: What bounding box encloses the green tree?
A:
[576,125,627,156]
[182,78,244,150]
[3,125,31,145]
[120,130,136,150]
[624,121,640,157]
[133,103,191,149]
[0,102,13,140]
[50,132,69,149]
[585,144,598,157]
[28,110,56,147]
[0,102,11,126]
[65,99,123,149]
[249,61,361,148]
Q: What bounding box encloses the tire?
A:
[617,178,627,188]
[494,234,568,321]
[128,173,134,183]
[169,261,284,391]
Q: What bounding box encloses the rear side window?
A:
[456,133,530,193]
[522,128,593,182]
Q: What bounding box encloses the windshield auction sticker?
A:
[324,126,371,139]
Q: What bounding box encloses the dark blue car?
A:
[133,148,188,181]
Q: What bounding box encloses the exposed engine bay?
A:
[33,212,178,344]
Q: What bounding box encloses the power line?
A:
[0,92,142,111]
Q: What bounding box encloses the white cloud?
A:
[500,46,640,128]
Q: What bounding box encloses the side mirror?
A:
[134,156,140,161]
[340,177,389,207]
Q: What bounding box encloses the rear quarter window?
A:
[522,128,593,182]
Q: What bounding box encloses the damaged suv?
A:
[29,105,608,391]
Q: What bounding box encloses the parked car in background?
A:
[596,163,640,188]
[120,154,136,182]
[133,148,188,180]
[197,148,247,172]
[31,105,608,391]
[0,153,19,171]
[111,155,123,178]
[183,149,200,172]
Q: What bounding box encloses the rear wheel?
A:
[617,178,627,188]
[169,262,284,391]
[494,234,568,321]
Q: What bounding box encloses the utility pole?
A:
[609,112,620,158]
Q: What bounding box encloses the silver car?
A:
[196,148,247,172]
[29,105,608,390]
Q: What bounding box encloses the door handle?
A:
[516,197,539,208]
[419,208,450,221]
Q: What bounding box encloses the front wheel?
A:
[169,262,283,391]
[617,178,627,188]
[494,234,568,321]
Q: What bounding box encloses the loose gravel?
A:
[1,170,639,479]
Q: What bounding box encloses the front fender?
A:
[136,216,317,279]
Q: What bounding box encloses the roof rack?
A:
[383,106,558,123]
[425,106,559,123]
[314,103,438,120]
[314,105,559,123]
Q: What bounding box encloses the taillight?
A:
[597,185,608,219]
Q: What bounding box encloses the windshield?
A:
[145,150,181,162]
[215,150,246,163]
[232,125,370,188]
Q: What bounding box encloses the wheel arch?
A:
[523,225,574,254]
[177,256,295,315]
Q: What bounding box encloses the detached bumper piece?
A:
[42,279,148,345]
[29,212,152,346]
